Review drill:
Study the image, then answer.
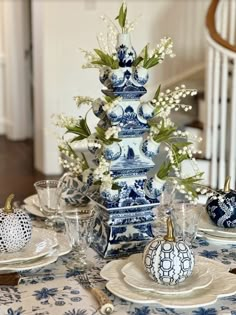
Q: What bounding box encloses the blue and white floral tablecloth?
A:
[0,235,236,315]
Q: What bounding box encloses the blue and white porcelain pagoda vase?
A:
[86,33,164,258]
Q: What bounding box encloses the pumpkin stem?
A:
[224,176,231,192]
[4,194,15,214]
[164,216,175,242]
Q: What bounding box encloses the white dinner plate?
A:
[24,194,40,208]
[198,210,236,237]
[0,233,71,271]
[100,253,236,308]
[121,257,212,295]
[0,228,58,264]
[197,231,236,244]
[24,204,45,218]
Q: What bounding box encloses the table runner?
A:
[0,235,236,315]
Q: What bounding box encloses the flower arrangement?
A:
[54,1,214,205]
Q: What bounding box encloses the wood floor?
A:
[0,136,59,207]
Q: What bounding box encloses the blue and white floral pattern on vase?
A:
[132,67,149,86]
[99,67,112,88]
[60,172,91,205]
[92,98,105,118]
[141,137,160,158]
[100,186,120,203]
[116,33,136,67]
[106,105,124,125]
[145,175,165,199]
[103,142,122,161]
[109,68,125,87]
[137,102,154,123]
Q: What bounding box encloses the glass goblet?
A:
[63,204,95,271]
[171,202,203,247]
[34,179,65,230]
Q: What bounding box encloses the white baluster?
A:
[229,0,236,45]
[211,51,221,188]
[219,54,228,188]
[216,0,223,34]
[205,46,214,160]
[221,0,229,39]
[229,60,236,187]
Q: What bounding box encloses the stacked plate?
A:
[23,194,45,218]
[100,253,236,308]
[198,210,236,244]
[0,227,71,271]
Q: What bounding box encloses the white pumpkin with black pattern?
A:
[143,217,194,286]
[0,194,32,253]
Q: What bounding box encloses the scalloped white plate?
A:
[199,210,236,236]
[0,233,71,271]
[121,257,212,295]
[100,253,236,308]
[197,231,236,244]
[0,228,58,264]
[24,194,40,208]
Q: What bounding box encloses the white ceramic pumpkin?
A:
[143,217,194,286]
[0,194,32,253]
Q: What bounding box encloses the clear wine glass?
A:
[34,179,65,230]
[171,202,203,247]
[63,204,95,271]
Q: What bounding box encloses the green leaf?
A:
[112,183,120,190]
[144,45,148,64]
[154,84,161,100]
[132,56,143,67]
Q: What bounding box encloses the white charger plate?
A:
[0,228,58,264]
[121,256,212,295]
[23,195,45,218]
[100,253,236,308]
[199,210,236,237]
[0,233,71,271]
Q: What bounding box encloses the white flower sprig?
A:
[105,126,121,140]
[133,37,175,69]
[58,141,88,176]
[74,96,94,107]
[53,113,81,129]
[152,85,197,117]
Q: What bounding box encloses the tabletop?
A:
[0,226,236,315]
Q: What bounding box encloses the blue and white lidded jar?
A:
[143,217,194,286]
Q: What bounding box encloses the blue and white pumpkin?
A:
[0,194,32,253]
[143,217,194,286]
[206,176,236,228]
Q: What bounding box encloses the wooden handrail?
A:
[206,0,236,53]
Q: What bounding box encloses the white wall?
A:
[32,0,210,175]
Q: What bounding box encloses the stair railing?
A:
[205,0,236,188]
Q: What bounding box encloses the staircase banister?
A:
[206,0,236,53]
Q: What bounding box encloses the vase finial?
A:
[164,216,175,242]
[224,176,231,192]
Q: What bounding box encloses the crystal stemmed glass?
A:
[34,179,65,230]
[63,204,95,271]
[170,202,203,247]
